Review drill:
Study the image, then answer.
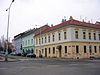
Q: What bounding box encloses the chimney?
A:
[69,16,73,20]
[51,24,53,27]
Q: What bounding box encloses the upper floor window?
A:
[28,40,30,45]
[45,36,47,43]
[52,34,55,42]
[25,40,27,45]
[58,32,61,40]
[75,31,78,39]
[36,38,38,45]
[94,33,96,40]
[64,32,67,40]
[22,41,24,46]
[89,33,91,40]
[83,32,86,39]
[99,34,100,40]
[39,38,41,44]
[42,37,43,44]
[31,39,33,44]
[48,35,50,43]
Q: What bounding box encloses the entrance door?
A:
[45,48,47,57]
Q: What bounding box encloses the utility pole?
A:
[5,0,15,61]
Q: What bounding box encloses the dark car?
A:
[26,53,36,58]
[16,53,21,56]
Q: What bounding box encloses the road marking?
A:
[0,68,8,70]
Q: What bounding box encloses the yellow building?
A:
[35,16,100,59]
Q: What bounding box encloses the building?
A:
[35,16,100,59]
[14,33,23,54]
[21,29,36,54]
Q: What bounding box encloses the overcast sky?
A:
[0,0,100,41]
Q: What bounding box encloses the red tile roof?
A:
[36,19,100,36]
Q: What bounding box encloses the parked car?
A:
[21,53,27,57]
[16,53,21,56]
[10,52,16,56]
[26,53,36,58]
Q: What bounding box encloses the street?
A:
[0,58,100,75]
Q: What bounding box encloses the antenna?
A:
[80,16,82,21]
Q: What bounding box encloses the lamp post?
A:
[5,0,15,61]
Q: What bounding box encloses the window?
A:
[31,39,33,44]
[39,38,40,44]
[64,32,67,40]
[94,33,96,40]
[84,46,86,53]
[58,32,61,40]
[52,34,55,42]
[42,49,44,54]
[48,35,50,43]
[75,31,78,39]
[42,37,43,44]
[89,33,91,40]
[99,34,100,40]
[83,32,86,39]
[89,45,92,54]
[25,40,27,45]
[45,36,47,43]
[53,47,55,54]
[22,41,24,46]
[36,38,38,45]
[65,46,67,53]
[76,45,79,53]
[94,46,97,53]
[49,48,50,54]
[28,40,30,44]
[99,46,100,53]
[31,49,33,53]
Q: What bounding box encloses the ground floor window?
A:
[53,47,55,54]
[99,46,100,53]
[89,45,92,54]
[49,48,50,54]
[94,46,97,53]
[84,46,86,53]
[42,49,44,54]
[76,45,79,53]
[65,46,67,53]
[31,49,34,53]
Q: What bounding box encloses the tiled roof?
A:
[37,19,100,35]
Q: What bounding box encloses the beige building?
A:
[35,16,100,59]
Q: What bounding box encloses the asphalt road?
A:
[0,58,100,75]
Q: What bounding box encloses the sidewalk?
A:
[0,56,18,62]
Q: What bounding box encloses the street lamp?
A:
[5,0,15,61]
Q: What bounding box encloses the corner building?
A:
[35,17,100,59]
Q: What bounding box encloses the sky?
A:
[0,0,100,41]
